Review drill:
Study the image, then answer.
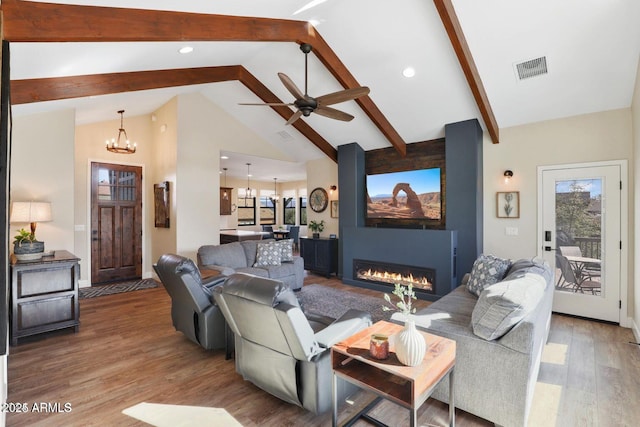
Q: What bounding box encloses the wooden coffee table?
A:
[331,320,456,426]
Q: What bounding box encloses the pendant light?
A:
[244,163,253,200]
[272,178,280,203]
[222,168,229,200]
[106,110,137,154]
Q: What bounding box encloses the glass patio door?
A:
[539,163,622,323]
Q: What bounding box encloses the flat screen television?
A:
[366,167,442,227]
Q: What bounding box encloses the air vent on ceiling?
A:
[515,56,548,80]
[277,130,293,141]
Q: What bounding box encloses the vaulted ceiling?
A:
[6,0,640,180]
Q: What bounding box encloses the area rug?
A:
[297,284,391,323]
[79,278,159,299]
[123,402,242,427]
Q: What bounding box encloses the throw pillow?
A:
[278,239,294,262]
[466,254,511,297]
[471,273,546,340]
[254,241,282,267]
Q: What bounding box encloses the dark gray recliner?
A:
[154,254,226,350]
[213,273,372,415]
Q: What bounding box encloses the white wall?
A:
[12,109,75,259]
[174,93,220,260]
[483,108,635,322]
[631,56,640,341]
[150,98,178,264]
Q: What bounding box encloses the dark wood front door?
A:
[91,162,142,284]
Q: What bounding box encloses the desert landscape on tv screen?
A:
[366,168,441,220]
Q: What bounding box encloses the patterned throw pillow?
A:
[466,254,511,297]
[254,241,282,267]
[278,239,294,262]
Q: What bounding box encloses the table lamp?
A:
[10,201,52,260]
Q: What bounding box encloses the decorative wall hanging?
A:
[496,191,520,218]
[154,181,170,227]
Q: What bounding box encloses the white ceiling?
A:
[10,0,640,181]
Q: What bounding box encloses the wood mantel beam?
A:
[434,0,500,144]
[2,0,406,156]
[11,66,338,162]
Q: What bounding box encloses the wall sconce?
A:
[503,170,513,183]
[329,185,337,195]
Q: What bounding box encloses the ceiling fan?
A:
[240,43,370,125]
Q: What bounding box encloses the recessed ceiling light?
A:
[221,155,229,160]
[402,67,416,78]
[179,46,194,54]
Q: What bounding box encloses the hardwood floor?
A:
[6,273,640,426]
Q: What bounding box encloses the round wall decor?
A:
[309,187,329,213]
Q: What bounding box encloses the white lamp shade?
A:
[10,202,52,223]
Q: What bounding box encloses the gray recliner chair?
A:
[213,273,372,415]
[154,254,227,350]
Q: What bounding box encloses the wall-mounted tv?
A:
[366,167,442,228]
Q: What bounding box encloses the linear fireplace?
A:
[353,259,436,296]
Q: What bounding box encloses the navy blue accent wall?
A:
[337,119,483,299]
[337,143,366,276]
[342,227,458,301]
[444,119,484,277]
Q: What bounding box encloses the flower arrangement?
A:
[382,283,417,319]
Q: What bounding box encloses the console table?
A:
[331,320,456,426]
[10,250,80,345]
[300,236,338,277]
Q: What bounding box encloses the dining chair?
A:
[288,225,300,251]
[556,254,600,295]
[559,245,601,278]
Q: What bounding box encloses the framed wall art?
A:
[496,191,519,218]
[330,200,339,218]
[154,181,170,228]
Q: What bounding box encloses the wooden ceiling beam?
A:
[2,0,405,156]
[304,29,406,156]
[11,66,338,162]
[10,66,243,104]
[434,0,500,144]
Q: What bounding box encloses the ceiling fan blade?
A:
[278,73,305,100]
[285,110,303,125]
[316,86,370,106]
[238,102,294,106]
[314,106,354,122]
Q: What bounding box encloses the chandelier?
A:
[106,110,137,154]
[271,178,280,203]
[244,163,254,200]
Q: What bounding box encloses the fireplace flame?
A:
[357,268,433,291]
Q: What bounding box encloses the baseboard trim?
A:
[631,318,640,343]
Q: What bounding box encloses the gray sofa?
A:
[197,239,304,290]
[392,257,553,427]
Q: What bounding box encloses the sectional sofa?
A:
[392,256,554,427]
[197,239,304,291]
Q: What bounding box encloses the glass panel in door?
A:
[540,164,621,323]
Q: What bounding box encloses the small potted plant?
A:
[13,228,45,261]
[308,220,325,239]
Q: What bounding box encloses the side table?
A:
[10,250,80,345]
[331,320,456,426]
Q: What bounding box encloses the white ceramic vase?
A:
[395,318,427,367]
